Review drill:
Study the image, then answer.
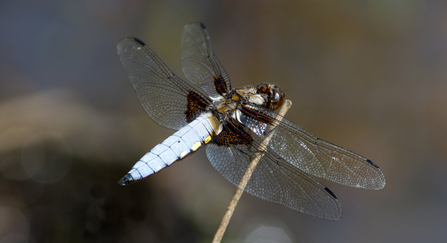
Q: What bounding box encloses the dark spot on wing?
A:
[134,38,146,46]
[366,158,380,168]
[185,90,210,123]
[199,22,207,29]
[212,118,253,146]
[324,187,338,199]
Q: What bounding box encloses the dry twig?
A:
[212,99,292,243]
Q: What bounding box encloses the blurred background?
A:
[1,0,446,242]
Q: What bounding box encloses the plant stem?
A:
[212,99,292,243]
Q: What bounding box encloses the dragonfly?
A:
[117,22,385,220]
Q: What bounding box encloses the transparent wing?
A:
[206,143,342,220]
[117,37,210,130]
[181,22,231,97]
[252,107,386,190]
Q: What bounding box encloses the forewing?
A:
[117,37,210,130]
[258,108,386,190]
[181,22,231,97]
[206,144,342,220]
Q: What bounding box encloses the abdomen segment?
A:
[119,114,219,185]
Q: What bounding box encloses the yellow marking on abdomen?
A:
[180,150,189,158]
[191,142,201,151]
[204,135,212,144]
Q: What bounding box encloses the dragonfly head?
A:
[256,83,285,111]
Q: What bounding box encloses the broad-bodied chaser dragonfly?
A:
[117,22,385,220]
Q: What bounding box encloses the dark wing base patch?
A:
[185,90,210,123]
[214,77,229,96]
[212,118,253,147]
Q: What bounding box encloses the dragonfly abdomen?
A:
[118,114,220,185]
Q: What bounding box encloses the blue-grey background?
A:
[1,1,446,242]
